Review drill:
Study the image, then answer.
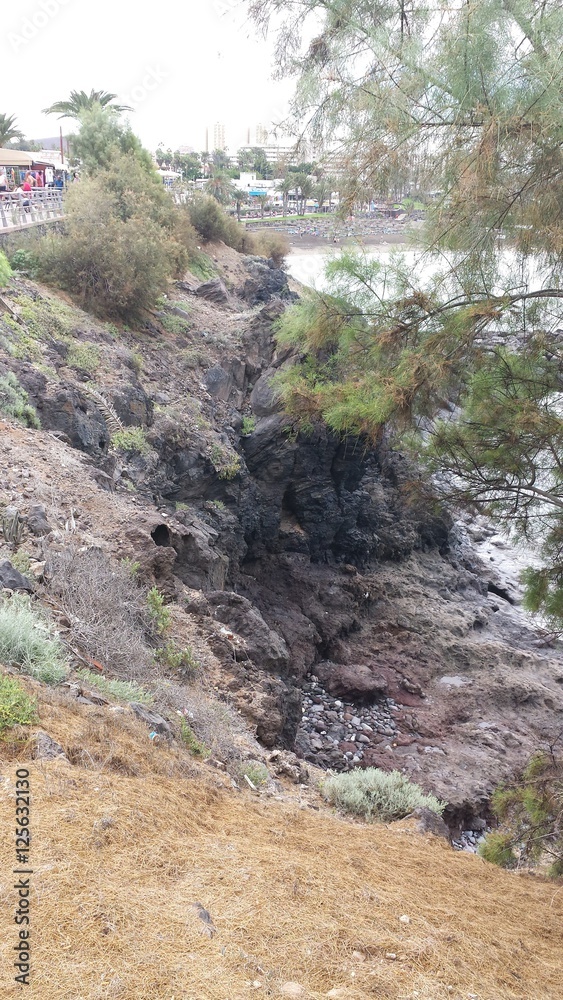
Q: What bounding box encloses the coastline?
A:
[286,232,410,253]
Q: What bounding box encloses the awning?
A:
[0,148,34,167]
[0,149,55,168]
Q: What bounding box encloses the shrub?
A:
[322,768,445,822]
[0,594,68,684]
[146,586,171,636]
[179,716,209,758]
[0,372,40,428]
[9,248,37,277]
[110,426,150,455]
[0,675,37,733]
[0,251,11,287]
[45,547,154,678]
[240,761,269,787]
[187,195,249,251]
[65,343,100,374]
[252,230,290,267]
[34,180,181,320]
[75,668,153,705]
[241,416,256,436]
[154,641,200,681]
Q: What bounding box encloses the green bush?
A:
[110,426,150,455]
[322,767,445,822]
[0,251,11,287]
[252,230,290,267]
[34,180,182,320]
[0,594,68,684]
[146,586,171,636]
[179,717,209,758]
[154,640,200,681]
[240,761,269,787]
[9,249,37,277]
[0,675,37,733]
[75,668,153,705]
[0,372,40,428]
[187,195,250,251]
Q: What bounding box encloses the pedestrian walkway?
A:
[0,189,64,231]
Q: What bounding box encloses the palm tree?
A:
[205,173,233,205]
[42,90,132,120]
[232,188,248,221]
[0,113,24,147]
[280,176,294,217]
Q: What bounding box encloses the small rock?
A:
[0,559,33,592]
[26,504,53,536]
[399,914,410,924]
[34,731,68,762]
[279,983,305,997]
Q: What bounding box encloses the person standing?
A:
[0,168,8,192]
[45,166,54,187]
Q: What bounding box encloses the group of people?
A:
[0,166,64,197]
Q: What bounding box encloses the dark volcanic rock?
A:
[26,504,52,536]
[242,257,293,305]
[195,278,229,304]
[0,559,33,592]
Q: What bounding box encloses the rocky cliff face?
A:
[1,243,562,829]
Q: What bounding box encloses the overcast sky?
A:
[4,0,295,152]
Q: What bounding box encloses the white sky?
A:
[3,0,295,152]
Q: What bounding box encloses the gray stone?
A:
[0,559,32,592]
[26,504,52,536]
[408,807,451,841]
[195,277,229,304]
[34,731,67,761]
[129,703,173,739]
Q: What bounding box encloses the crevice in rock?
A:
[487,581,515,605]
[151,524,172,547]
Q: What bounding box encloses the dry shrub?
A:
[45,546,154,678]
[252,230,290,267]
[187,194,253,252]
[153,677,247,769]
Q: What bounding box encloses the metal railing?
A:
[0,189,65,231]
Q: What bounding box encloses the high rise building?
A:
[255,123,269,146]
[213,122,226,151]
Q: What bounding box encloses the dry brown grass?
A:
[1,693,562,1000]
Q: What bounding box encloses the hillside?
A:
[0,241,562,998]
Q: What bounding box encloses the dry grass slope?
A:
[0,690,562,1000]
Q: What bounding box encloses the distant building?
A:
[213,122,226,151]
[255,123,269,145]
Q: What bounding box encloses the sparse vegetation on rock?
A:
[322,768,445,822]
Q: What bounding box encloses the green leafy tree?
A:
[43,89,132,120]
[251,0,563,628]
[0,113,24,146]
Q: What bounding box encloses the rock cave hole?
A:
[487,581,515,605]
[151,524,172,547]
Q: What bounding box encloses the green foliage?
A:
[478,831,517,869]
[75,668,153,705]
[65,342,100,374]
[8,249,36,277]
[146,586,171,636]
[188,251,216,282]
[0,372,40,428]
[240,761,269,787]
[120,557,140,578]
[179,717,209,758]
[155,641,200,681]
[0,675,37,734]
[322,767,445,822]
[210,443,242,480]
[241,416,256,436]
[480,750,563,877]
[187,195,251,251]
[0,594,68,684]
[110,426,150,455]
[0,251,12,287]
